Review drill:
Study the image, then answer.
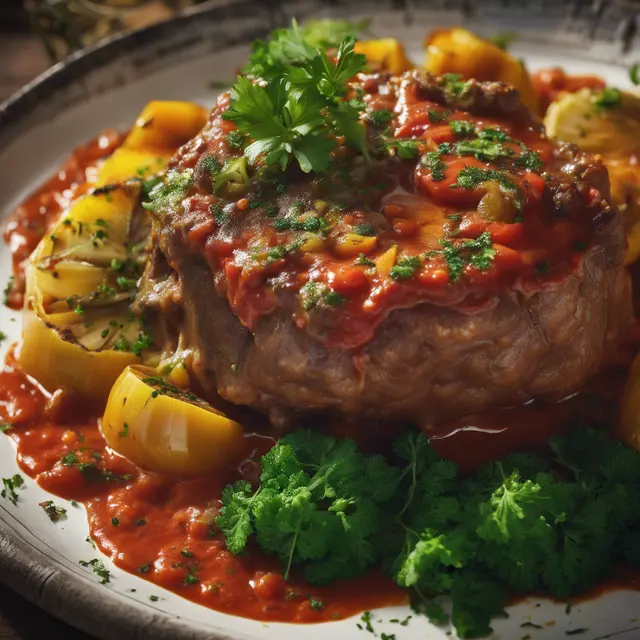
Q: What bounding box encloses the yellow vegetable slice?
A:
[18,309,138,398]
[19,100,207,397]
[101,366,245,475]
[355,39,413,73]
[425,28,540,114]
[544,89,640,264]
[123,101,209,151]
[619,352,640,451]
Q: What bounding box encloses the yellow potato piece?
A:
[375,244,398,277]
[96,148,170,187]
[124,101,209,151]
[20,100,205,398]
[544,89,640,264]
[425,28,540,114]
[355,39,413,73]
[334,233,377,257]
[619,352,640,451]
[18,309,138,398]
[101,366,245,475]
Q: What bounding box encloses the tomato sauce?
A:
[178,73,602,350]
[1,75,638,625]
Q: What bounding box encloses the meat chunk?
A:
[137,71,631,429]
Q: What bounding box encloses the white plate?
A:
[1,2,639,639]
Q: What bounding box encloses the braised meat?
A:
[137,71,631,428]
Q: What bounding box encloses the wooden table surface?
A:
[0,30,95,640]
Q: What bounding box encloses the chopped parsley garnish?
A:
[479,127,510,142]
[308,597,325,610]
[428,109,449,123]
[119,423,129,438]
[449,120,475,137]
[181,548,195,557]
[183,566,199,586]
[111,517,120,526]
[1,474,24,505]
[132,330,153,356]
[39,500,67,522]
[452,166,517,192]
[355,253,375,267]
[514,149,543,172]
[353,223,376,236]
[594,87,621,112]
[138,564,151,573]
[2,276,14,306]
[0,423,13,433]
[226,130,246,149]
[437,231,497,282]
[630,64,640,86]
[442,73,472,98]
[390,256,421,280]
[79,559,110,585]
[421,152,447,181]
[368,109,395,126]
[455,138,512,162]
[143,169,193,214]
[299,281,346,310]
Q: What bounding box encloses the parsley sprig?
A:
[224,26,368,174]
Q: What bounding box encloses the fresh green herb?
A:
[368,109,395,126]
[138,564,151,573]
[449,120,475,137]
[298,18,370,50]
[455,139,512,162]
[183,566,199,586]
[226,130,246,149]
[217,430,398,582]
[355,253,375,268]
[452,166,518,193]
[39,500,67,522]
[353,223,376,236]
[224,28,368,174]
[132,330,153,357]
[479,128,510,142]
[181,549,195,558]
[308,596,325,610]
[514,149,543,172]
[1,474,24,505]
[436,231,496,282]
[428,109,449,123]
[442,73,472,98]
[119,423,129,438]
[489,31,518,50]
[149,595,160,602]
[594,87,622,113]
[0,423,13,433]
[111,517,120,526]
[390,256,421,280]
[630,64,640,86]
[213,157,249,193]
[3,276,14,306]
[361,611,375,633]
[421,152,447,181]
[79,559,110,585]
[142,169,193,214]
[324,290,346,306]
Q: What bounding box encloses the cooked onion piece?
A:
[18,310,139,398]
[101,366,245,475]
[424,28,540,114]
[545,89,640,264]
[19,100,208,397]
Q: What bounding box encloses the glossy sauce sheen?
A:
[170,73,598,349]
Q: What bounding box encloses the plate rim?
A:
[1,2,640,639]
